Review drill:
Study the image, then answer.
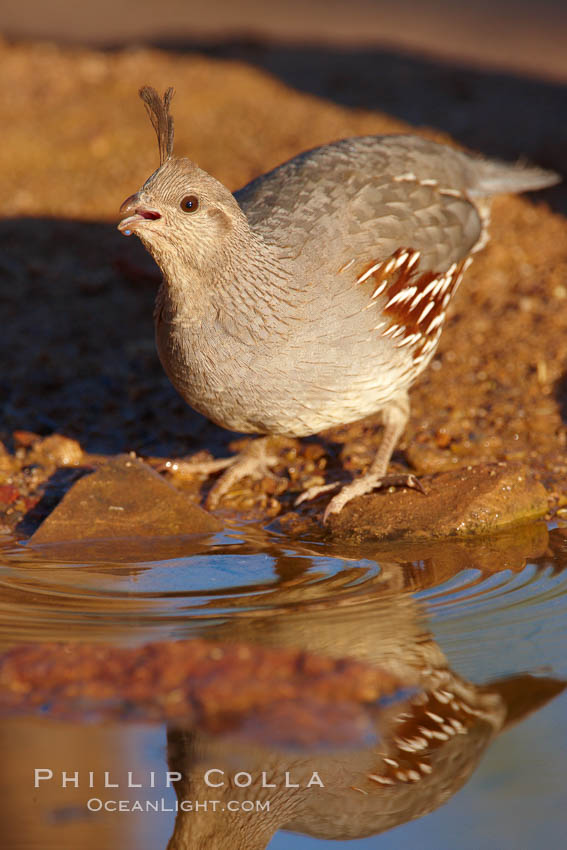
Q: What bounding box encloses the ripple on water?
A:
[0,526,390,643]
[0,522,566,666]
[417,559,567,681]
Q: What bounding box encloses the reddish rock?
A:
[28,434,84,467]
[30,454,221,545]
[327,463,549,541]
[0,485,19,505]
[0,443,16,475]
[12,431,41,449]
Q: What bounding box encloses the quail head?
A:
[119,87,559,521]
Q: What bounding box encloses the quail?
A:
[119,87,559,521]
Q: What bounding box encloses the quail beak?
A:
[118,193,162,236]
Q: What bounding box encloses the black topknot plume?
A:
[139,86,175,166]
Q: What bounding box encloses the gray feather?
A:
[465,155,560,196]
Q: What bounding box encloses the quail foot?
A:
[118,87,559,522]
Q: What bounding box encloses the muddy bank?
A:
[1,40,566,536]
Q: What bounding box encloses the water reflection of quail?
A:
[165,670,564,849]
[164,570,565,849]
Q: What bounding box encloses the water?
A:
[0,519,566,849]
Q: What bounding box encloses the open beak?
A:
[118,193,162,236]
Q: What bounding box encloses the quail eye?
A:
[180,194,199,213]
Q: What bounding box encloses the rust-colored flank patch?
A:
[357,249,472,365]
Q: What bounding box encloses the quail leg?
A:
[162,437,282,509]
[297,393,424,523]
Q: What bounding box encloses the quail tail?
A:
[467,157,560,197]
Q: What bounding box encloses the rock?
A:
[327,462,548,541]
[0,442,17,476]
[0,485,20,507]
[30,454,221,545]
[12,431,42,450]
[29,434,84,467]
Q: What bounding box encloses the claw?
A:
[158,457,235,476]
[404,473,427,495]
[294,481,341,506]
